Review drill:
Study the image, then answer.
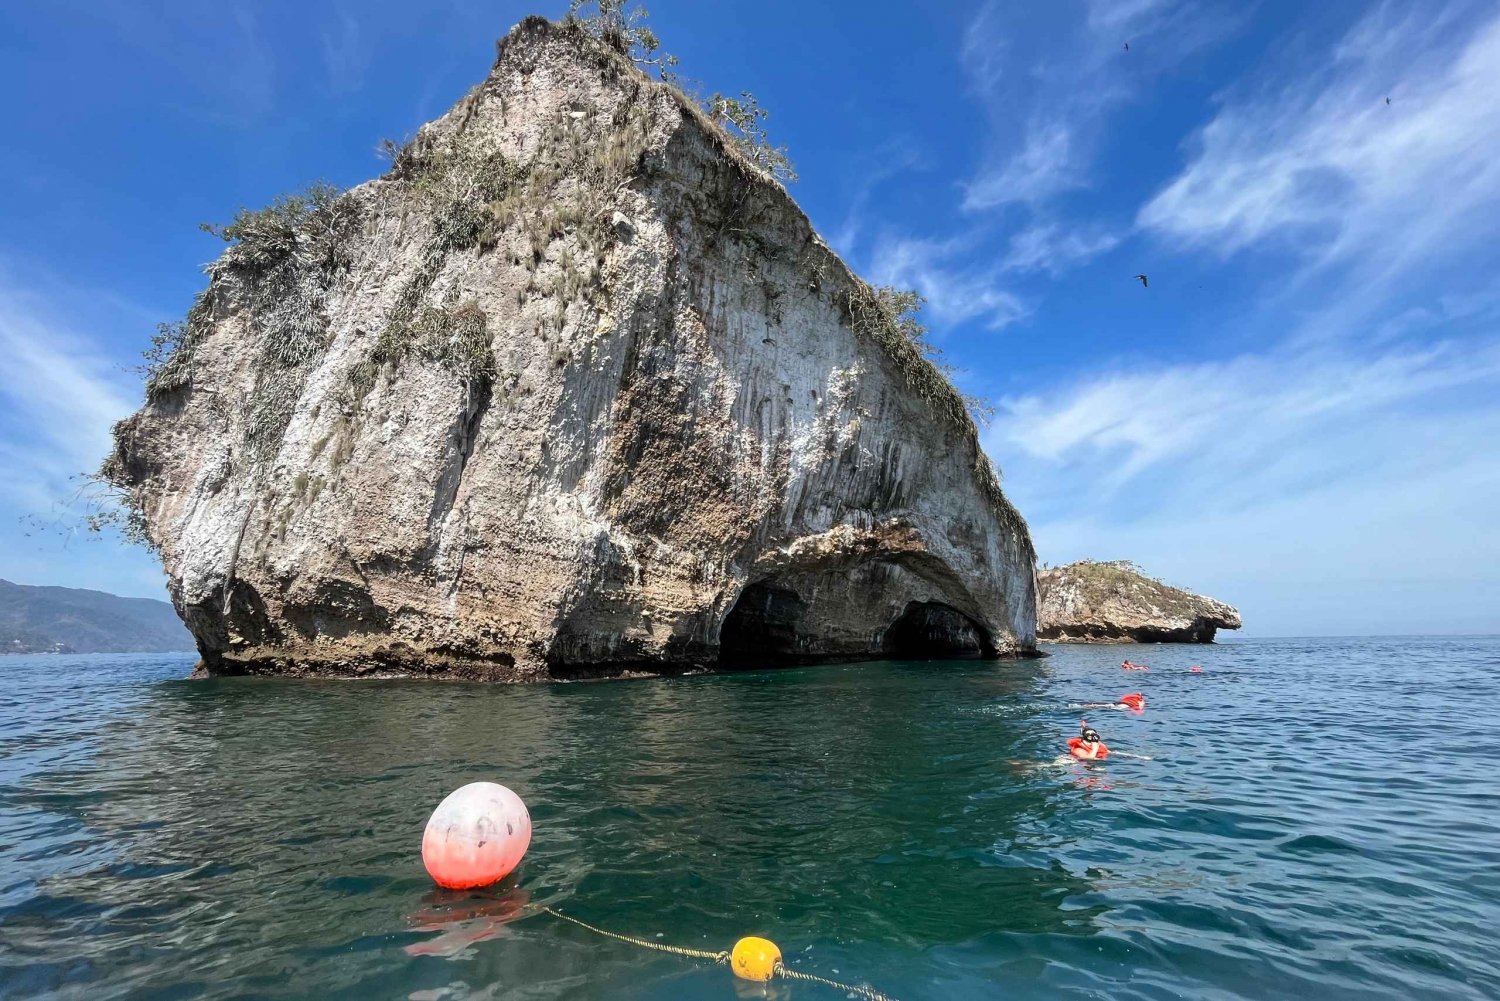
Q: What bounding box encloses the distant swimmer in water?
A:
[1068,723,1110,759]
[1068,692,1145,712]
[1121,660,1149,671]
[1189,666,1203,673]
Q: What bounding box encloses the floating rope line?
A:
[540,906,729,962]
[773,963,898,1001]
[540,906,899,1001]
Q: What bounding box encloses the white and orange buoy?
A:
[422,782,531,890]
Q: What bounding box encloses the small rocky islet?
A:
[1037,560,1242,644]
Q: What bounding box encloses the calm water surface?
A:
[2,637,1498,1000]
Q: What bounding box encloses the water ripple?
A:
[0,641,1498,999]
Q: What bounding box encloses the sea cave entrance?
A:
[882,601,994,659]
[718,582,809,664]
[718,579,997,665]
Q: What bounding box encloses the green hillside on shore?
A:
[0,579,194,655]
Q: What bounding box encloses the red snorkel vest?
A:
[1067,737,1110,759]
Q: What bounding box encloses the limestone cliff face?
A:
[1037,561,1241,644]
[105,17,1037,680]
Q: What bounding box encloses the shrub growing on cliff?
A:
[565,1,796,183]
[140,289,218,400]
[413,300,497,386]
[203,182,362,279]
[139,182,364,415]
[342,132,519,405]
[707,92,797,183]
[199,182,366,467]
[566,0,676,77]
[345,299,496,406]
[854,285,995,428]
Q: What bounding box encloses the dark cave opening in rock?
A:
[883,601,995,659]
[718,582,808,664]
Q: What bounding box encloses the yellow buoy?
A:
[731,936,782,982]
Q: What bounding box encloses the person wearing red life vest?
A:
[1068,723,1110,759]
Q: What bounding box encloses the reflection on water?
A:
[2,639,1499,1000]
[405,886,532,959]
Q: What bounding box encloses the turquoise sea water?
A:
[2,637,1498,1000]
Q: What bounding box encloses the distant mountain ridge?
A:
[0,579,195,655]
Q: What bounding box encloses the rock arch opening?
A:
[718,582,809,665]
[883,601,994,659]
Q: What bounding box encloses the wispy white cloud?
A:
[1139,4,1500,278]
[1025,447,1500,636]
[996,339,1500,495]
[962,0,1238,211]
[0,265,170,597]
[1002,221,1121,274]
[824,140,930,260]
[987,336,1500,633]
[964,120,1082,210]
[834,1,1205,318]
[0,275,137,511]
[968,4,1500,636]
[868,234,1030,330]
[1086,0,1175,33]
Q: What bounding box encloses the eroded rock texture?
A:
[105,17,1037,679]
[1037,561,1241,644]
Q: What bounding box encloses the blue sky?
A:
[2,0,1498,637]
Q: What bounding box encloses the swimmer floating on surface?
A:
[1061,721,1154,762]
[1121,660,1149,671]
[1069,692,1145,712]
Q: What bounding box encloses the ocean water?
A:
[2,637,1498,1001]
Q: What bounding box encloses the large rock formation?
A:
[1037,561,1241,644]
[104,17,1037,680]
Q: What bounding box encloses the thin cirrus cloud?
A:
[987,339,1500,634]
[960,0,1238,212]
[979,3,1500,635]
[1001,222,1121,275]
[992,2,1500,580]
[88,0,277,123]
[964,120,1083,210]
[993,340,1500,502]
[0,270,170,597]
[1138,3,1500,280]
[0,277,137,511]
[321,5,369,95]
[867,234,1030,331]
[832,1,1227,323]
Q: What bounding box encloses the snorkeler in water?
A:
[1006,720,1149,772]
[1068,692,1145,712]
[1067,722,1110,759]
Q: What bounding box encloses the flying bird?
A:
[1134,274,1149,288]
[1124,42,1130,50]
[1386,96,1392,105]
